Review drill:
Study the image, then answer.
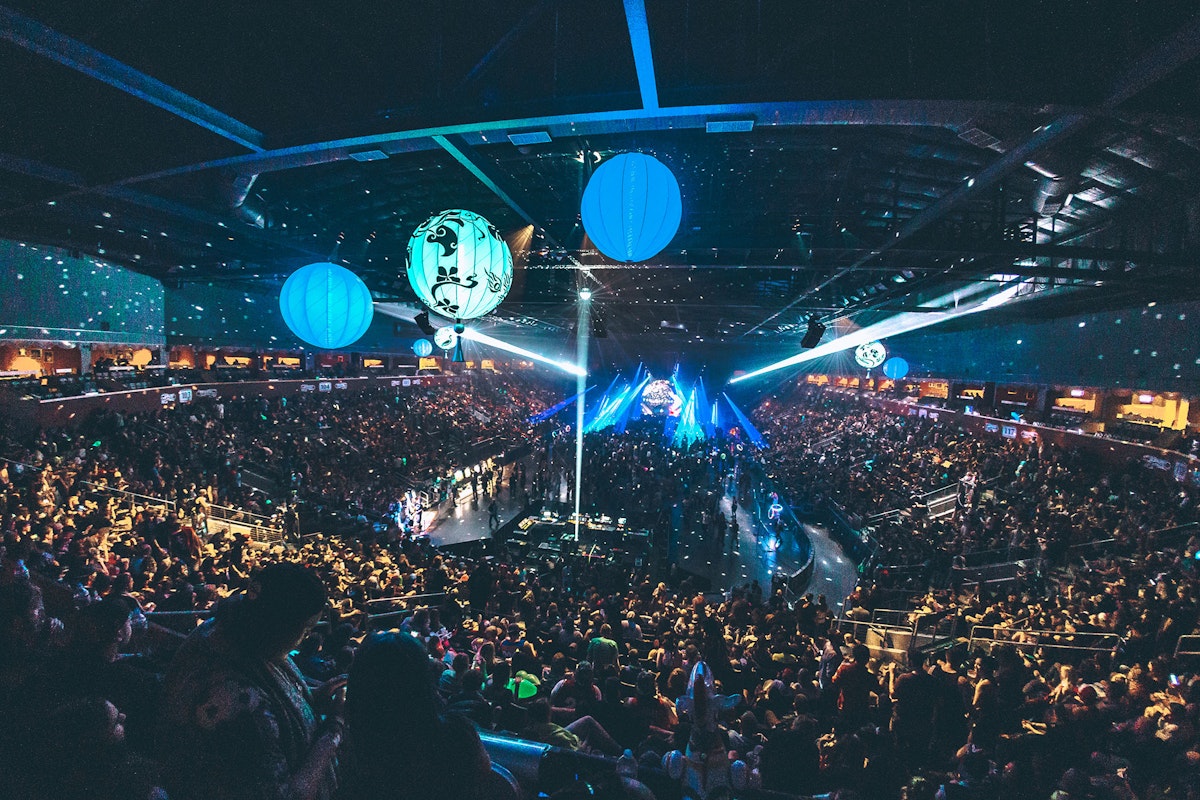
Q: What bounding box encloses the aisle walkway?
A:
[801,522,859,612]
[675,491,805,591]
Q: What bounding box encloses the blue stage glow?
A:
[721,393,768,448]
[586,372,651,434]
[581,153,681,263]
[279,262,373,349]
[613,365,646,434]
[671,388,706,447]
[412,339,433,357]
[529,386,594,425]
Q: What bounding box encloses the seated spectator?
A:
[440,651,470,697]
[13,697,166,800]
[447,668,494,728]
[552,660,602,718]
[587,623,620,678]
[29,595,160,751]
[341,631,491,800]
[522,697,622,756]
[157,563,343,800]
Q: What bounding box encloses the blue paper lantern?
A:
[412,339,433,357]
[407,209,513,321]
[581,152,682,263]
[279,262,373,349]
[883,357,909,380]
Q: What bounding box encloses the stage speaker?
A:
[800,318,826,349]
[415,311,436,335]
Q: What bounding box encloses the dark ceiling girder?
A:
[100,99,1010,186]
[0,4,264,152]
[457,0,556,92]
[534,242,1193,270]
[743,12,1200,335]
[0,152,324,264]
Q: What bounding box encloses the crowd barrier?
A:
[1175,635,1200,659]
[363,592,448,629]
[205,505,284,545]
[967,625,1123,657]
[832,609,961,667]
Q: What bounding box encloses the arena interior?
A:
[3,3,1200,799]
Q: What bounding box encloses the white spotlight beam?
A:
[730,280,1026,384]
[462,328,586,377]
[573,296,590,540]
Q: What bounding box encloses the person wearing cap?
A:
[157,563,344,800]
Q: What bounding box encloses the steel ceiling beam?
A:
[94,99,1005,186]
[0,5,264,152]
[458,0,556,92]
[743,12,1200,335]
[0,98,1018,221]
[0,152,324,261]
[623,0,659,110]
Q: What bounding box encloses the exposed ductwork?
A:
[1032,173,1077,217]
[1028,153,1087,218]
[222,171,271,229]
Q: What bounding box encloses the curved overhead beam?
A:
[0,4,264,152]
[94,99,1007,183]
[3,98,1023,222]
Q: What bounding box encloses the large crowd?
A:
[0,379,1199,800]
[756,387,1196,573]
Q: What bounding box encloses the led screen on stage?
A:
[640,379,682,417]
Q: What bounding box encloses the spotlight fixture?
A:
[579,287,592,301]
[415,311,436,335]
[800,317,827,349]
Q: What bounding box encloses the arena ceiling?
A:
[2,1,1200,358]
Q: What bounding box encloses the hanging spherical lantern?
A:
[882,356,909,380]
[406,209,513,321]
[279,262,373,349]
[412,339,433,357]
[854,341,887,369]
[433,326,458,351]
[581,152,682,263]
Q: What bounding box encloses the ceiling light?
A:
[348,150,389,162]
[508,131,552,146]
[705,119,755,133]
[578,287,592,301]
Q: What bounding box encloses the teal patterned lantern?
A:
[406,209,513,321]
